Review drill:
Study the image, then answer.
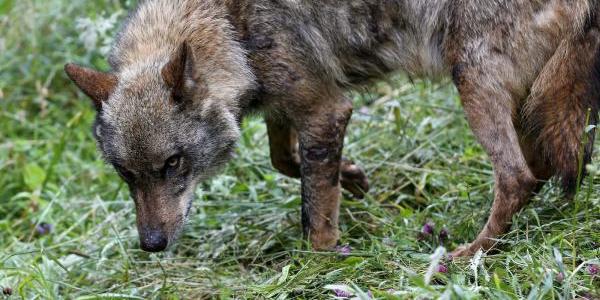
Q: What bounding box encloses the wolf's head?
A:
[65,42,252,252]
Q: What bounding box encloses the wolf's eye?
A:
[165,155,181,171]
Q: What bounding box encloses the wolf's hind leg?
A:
[265,117,369,198]
[523,29,600,196]
[519,134,553,191]
[266,116,302,178]
[451,67,538,257]
[339,158,370,198]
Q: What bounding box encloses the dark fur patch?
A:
[451,63,467,86]
[303,146,329,161]
[248,35,274,50]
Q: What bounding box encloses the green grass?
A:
[1,1,599,299]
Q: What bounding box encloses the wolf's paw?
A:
[310,228,340,251]
[450,244,476,258]
[340,159,369,198]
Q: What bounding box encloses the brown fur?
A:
[66,0,600,255]
[524,29,600,195]
[64,64,117,109]
[266,116,369,198]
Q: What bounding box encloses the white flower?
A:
[469,249,487,286]
[76,17,98,52]
[75,11,122,56]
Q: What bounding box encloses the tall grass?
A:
[1,1,598,299]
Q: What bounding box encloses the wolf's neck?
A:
[109,0,255,115]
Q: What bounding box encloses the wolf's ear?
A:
[161,41,199,103]
[64,63,117,110]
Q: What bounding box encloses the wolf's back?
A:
[108,0,210,71]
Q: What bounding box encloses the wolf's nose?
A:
[140,229,168,252]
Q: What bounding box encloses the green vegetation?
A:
[1,1,598,299]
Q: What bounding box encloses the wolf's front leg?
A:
[266,116,369,198]
[292,98,353,250]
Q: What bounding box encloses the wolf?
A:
[65,0,600,256]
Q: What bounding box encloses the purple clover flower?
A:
[333,288,353,298]
[2,287,12,296]
[335,245,352,256]
[422,222,434,235]
[582,292,596,300]
[439,228,449,242]
[556,271,565,283]
[588,264,599,276]
[35,222,53,236]
[437,264,448,273]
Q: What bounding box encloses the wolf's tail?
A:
[523,22,600,195]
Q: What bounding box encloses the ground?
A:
[0,0,599,299]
